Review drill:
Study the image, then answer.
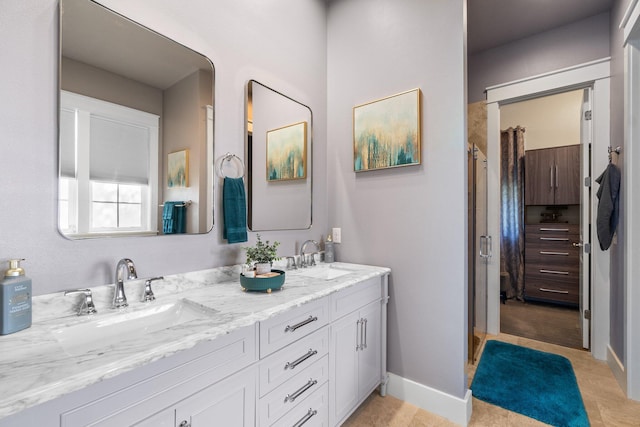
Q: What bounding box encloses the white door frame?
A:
[485,58,611,361]
[620,0,640,401]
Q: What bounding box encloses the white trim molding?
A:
[485,59,611,361]
[386,372,472,426]
[608,344,627,394]
[622,4,640,400]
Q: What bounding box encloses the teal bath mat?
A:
[471,340,589,427]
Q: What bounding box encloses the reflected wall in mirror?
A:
[246,80,312,230]
[59,0,214,239]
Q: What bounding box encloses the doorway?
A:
[497,90,590,350]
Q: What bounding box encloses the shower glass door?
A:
[468,146,489,364]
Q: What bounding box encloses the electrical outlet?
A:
[332,227,342,244]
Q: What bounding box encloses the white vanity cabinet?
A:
[329,276,388,426]
[0,265,389,427]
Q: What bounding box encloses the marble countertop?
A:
[0,262,389,419]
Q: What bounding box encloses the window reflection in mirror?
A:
[246,80,312,230]
[59,0,214,239]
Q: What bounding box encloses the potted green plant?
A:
[244,234,281,275]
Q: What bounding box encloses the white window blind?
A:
[89,116,150,184]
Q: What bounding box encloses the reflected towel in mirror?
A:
[163,201,186,234]
[223,178,248,243]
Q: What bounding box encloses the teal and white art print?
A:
[266,121,307,181]
[353,88,421,172]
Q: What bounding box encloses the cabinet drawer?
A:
[267,381,329,427]
[259,297,328,358]
[525,224,580,235]
[525,279,579,305]
[525,263,579,280]
[259,326,328,397]
[259,355,328,426]
[61,324,256,427]
[329,276,381,321]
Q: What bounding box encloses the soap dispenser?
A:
[1,259,32,335]
[324,234,335,263]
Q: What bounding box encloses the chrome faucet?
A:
[299,240,320,268]
[113,258,137,308]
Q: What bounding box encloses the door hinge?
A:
[584,242,591,254]
[584,110,592,120]
[584,309,591,320]
[584,177,591,187]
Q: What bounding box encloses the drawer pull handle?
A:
[540,269,569,275]
[539,227,570,232]
[285,349,318,370]
[293,408,318,427]
[284,379,318,403]
[285,315,318,333]
[539,288,570,294]
[539,251,569,256]
[539,237,569,241]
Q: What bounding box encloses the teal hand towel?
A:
[223,177,247,243]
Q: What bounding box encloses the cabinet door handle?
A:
[539,288,569,294]
[550,166,554,189]
[285,315,318,333]
[539,228,569,232]
[539,237,569,241]
[292,408,318,427]
[285,349,318,370]
[284,379,318,403]
[539,251,569,256]
[363,318,368,349]
[540,269,569,275]
[555,164,559,188]
[479,235,492,259]
[356,319,361,351]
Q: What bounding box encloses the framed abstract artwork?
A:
[168,149,189,187]
[353,88,421,172]
[266,121,307,181]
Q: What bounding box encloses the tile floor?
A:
[343,333,640,426]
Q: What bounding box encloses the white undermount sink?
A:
[51,299,218,356]
[296,264,355,280]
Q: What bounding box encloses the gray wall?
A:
[327,0,468,399]
[0,0,328,295]
[468,12,611,103]
[609,0,629,365]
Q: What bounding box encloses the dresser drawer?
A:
[524,277,579,305]
[259,355,328,426]
[266,381,329,427]
[259,297,329,358]
[525,224,580,236]
[259,326,328,397]
[329,276,381,321]
[525,261,579,278]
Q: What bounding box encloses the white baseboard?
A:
[607,344,627,394]
[386,372,472,426]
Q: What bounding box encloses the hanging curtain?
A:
[500,127,525,300]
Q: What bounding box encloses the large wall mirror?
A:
[58,0,214,239]
[246,80,312,231]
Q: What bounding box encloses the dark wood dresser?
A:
[524,223,580,305]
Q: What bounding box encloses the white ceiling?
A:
[467,0,614,54]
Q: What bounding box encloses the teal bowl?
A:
[240,269,285,293]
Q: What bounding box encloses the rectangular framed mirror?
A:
[246,80,312,231]
[59,0,214,239]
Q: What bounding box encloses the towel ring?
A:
[216,153,245,178]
